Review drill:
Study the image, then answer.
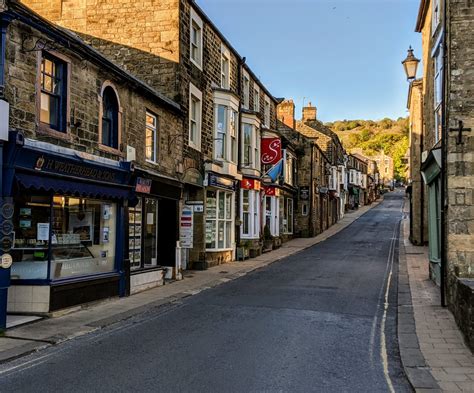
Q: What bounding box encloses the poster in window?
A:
[68,211,93,242]
[37,223,50,241]
[102,227,110,243]
[205,221,215,244]
[103,205,112,220]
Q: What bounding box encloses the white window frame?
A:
[206,190,234,251]
[242,70,250,109]
[433,43,443,144]
[264,195,279,237]
[190,8,203,70]
[264,96,271,128]
[145,111,158,163]
[284,150,295,186]
[253,85,260,112]
[241,189,260,239]
[188,83,202,151]
[221,44,231,89]
[214,91,239,163]
[241,117,261,171]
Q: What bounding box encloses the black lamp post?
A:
[402,46,420,81]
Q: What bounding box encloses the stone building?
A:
[408,0,474,349]
[293,102,347,223]
[19,0,282,268]
[351,152,380,205]
[372,152,394,189]
[0,0,184,313]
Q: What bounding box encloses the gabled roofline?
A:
[6,0,181,113]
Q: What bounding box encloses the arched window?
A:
[101,86,119,149]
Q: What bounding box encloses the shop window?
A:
[146,111,158,163]
[241,190,260,239]
[101,86,120,149]
[206,190,233,250]
[279,197,285,234]
[11,195,117,281]
[39,52,68,132]
[129,199,142,269]
[144,198,158,267]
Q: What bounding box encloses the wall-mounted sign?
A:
[180,206,194,249]
[264,186,280,197]
[183,168,203,187]
[1,253,12,269]
[241,178,261,191]
[261,138,282,165]
[299,186,310,201]
[1,203,14,219]
[207,173,236,191]
[0,236,13,252]
[136,177,152,194]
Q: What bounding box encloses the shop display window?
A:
[11,195,117,281]
[128,197,158,270]
[241,190,260,239]
[206,190,233,250]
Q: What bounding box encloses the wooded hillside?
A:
[325,118,409,181]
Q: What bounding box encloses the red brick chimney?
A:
[302,102,317,122]
[277,99,295,129]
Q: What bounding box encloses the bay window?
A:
[242,122,260,170]
[206,190,233,250]
[241,190,260,239]
[215,104,238,163]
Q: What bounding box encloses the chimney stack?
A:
[302,102,317,122]
[277,99,296,129]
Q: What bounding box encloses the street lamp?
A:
[402,46,420,81]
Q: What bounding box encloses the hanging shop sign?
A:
[207,173,236,191]
[299,186,310,201]
[261,138,282,165]
[241,178,261,191]
[135,177,152,194]
[180,206,194,249]
[264,186,280,197]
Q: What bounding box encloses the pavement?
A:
[0,198,381,366]
[398,199,474,393]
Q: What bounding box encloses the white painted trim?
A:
[188,82,202,151]
[190,8,203,70]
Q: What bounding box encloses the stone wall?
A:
[446,0,474,300]
[5,19,183,177]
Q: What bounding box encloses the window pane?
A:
[144,198,158,266]
[216,105,227,159]
[49,197,116,280]
[218,221,225,249]
[146,127,154,161]
[225,193,232,220]
[129,199,142,270]
[243,124,252,165]
[11,195,51,280]
[243,212,250,235]
[225,221,232,248]
[218,192,225,219]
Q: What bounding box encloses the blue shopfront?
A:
[3,133,134,314]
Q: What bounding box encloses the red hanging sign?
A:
[261,138,282,165]
[264,186,280,196]
[241,178,261,191]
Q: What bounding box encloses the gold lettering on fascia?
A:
[44,158,116,182]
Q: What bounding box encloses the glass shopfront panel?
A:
[206,190,233,250]
[11,195,117,281]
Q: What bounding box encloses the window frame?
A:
[433,44,443,144]
[220,45,231,89]
[98,81,123,155]
[264,96,271,128]
[206,190,234,251]
[253,85,260,112]
[432,0,441,34]
[37,50,71,139]
[241,189,260,239]
[145,110,158,163]
[188,83,202,151]
[242,70,250,109]
[284,150,296,186]
[190,8,203,70]
[241,120,261,171]
[213,91,239,164]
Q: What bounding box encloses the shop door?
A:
[158,199,178,267]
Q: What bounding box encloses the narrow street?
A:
[0,192,412,393]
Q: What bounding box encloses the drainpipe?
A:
[235,57,245,249]
[440,0,448,307]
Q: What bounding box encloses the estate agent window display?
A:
[11,194,117,281]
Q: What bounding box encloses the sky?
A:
[197,0,422,123]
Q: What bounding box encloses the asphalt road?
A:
[0,191,412,392]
